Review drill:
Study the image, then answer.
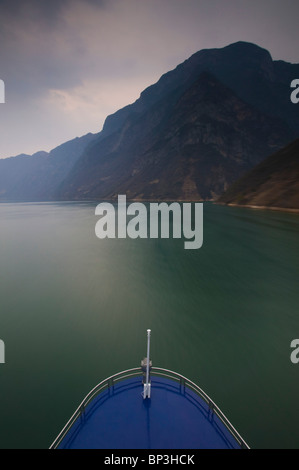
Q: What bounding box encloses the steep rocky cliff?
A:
[58,71,293,201]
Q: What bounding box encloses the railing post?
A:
[80,404,85,422]
[108,377,114,396]
[180,377,185,394]
[208,400,215,421]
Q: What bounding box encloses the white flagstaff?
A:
[143,329,151,399]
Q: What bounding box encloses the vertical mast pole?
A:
[144,329,151,398]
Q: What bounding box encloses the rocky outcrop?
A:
[217,139,299,210]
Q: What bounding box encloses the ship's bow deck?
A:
[55,372,245,449]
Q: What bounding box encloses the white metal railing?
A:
[151,367,250,449]
[49,366,250,449]
[49,367,141,449]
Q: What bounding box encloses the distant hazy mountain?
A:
[217,139,299,210]
[1,41,299,202]
[0,133,98,201]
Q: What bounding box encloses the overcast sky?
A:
[0,0,299,158]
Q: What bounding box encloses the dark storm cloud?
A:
[0,0,107,92]
[0,0,67,25]
[0,0,299,157]
[0,0,106,24]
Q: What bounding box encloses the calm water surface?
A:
[0,202,298,449]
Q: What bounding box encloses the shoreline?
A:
[1,198,298,214]
[217,202,299,214]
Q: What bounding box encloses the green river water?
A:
[0,201,298,449]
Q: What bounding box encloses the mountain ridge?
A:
[1,41,298,202]
[0,132,98,201]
